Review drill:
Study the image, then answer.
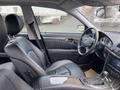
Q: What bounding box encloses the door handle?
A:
[65,38,76,44]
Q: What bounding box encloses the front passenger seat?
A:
[5,14,85,83]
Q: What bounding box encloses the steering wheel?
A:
[78,28,99,56]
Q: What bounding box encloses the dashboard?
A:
[96,31,113,59]
[99,36,113,48]
[96,31,120,78]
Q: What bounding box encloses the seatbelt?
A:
[28,20,51,65]
[21,6,51,65]
[29,22,42,49]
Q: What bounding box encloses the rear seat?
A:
[0,69,33,90]
[0,62,15,71]
[0,15,15,72]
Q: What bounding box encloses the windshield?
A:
[78,5,120,32]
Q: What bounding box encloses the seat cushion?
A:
[0,69,33,90]
[0,62,15,71]
[46,60,85,79]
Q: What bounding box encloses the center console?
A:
[85,53,120,90]
[37,74,114,90]
[39,76,82,88]
[37,73,115,90]
[92,46,120,90]
[36,75,93,90]
[103,51,120,90]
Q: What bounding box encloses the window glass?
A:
[0,6,27,33]
[77,5,120,32]
[32,6,84,33]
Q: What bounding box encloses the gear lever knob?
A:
[101,71,110,82]
[100,71,108,79]
[103,71,109,76]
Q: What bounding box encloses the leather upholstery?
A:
[5,14,23,36]
[0,62,15,71]
[5,37,46,83]
[0,15,8,52]
[5,14,85,83]
[0,69,33,90]
[47,60,85,78]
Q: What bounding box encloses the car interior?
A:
[0,0,120,90]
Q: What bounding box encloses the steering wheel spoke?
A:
[85,46,90,53]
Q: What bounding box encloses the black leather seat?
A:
[4,14,85,83]
[0,69,33,90]
[0,14,15,71]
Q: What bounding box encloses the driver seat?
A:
[4,14,85,83]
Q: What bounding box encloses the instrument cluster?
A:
[99,36,113,48]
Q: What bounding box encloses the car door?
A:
[27,6,95,68]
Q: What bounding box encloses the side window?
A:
[0,6,27,33]
[32,6,85,33]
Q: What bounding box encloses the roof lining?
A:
[0,0,119,10]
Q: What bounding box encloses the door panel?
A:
[48,49,79,62]
[41,33,95,68]
[42,33,80,62]
[43,38,77,49]
[44,38,78,63]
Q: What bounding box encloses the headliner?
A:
[0,0,119,10]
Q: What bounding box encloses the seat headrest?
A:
[5,14,24,36]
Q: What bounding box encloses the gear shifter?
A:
[101,71,111,82]
[101,71,109,82]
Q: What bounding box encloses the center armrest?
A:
[36,75,111,90]
[38,75,82,88]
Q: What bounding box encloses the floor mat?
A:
[85,69,98,78]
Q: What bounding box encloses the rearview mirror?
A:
[96,7,105,18]
[95,6,119,18]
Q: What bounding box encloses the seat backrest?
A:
[0,15,8,52]
[0,15,10,64]
[4,14,46,83]
[0,69,33,90]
